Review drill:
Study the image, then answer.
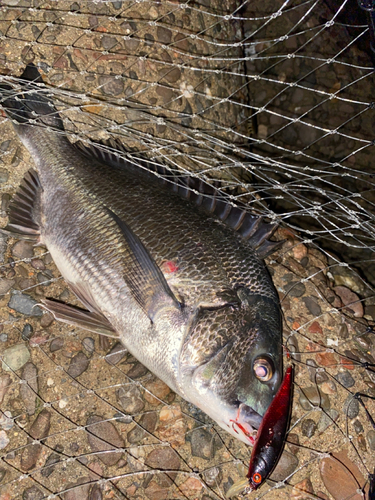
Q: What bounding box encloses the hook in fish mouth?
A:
[229,402,263,445]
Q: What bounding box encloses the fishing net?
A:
[0,0,375,498]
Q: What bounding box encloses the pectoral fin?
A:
[107,208,181,322]
[40,299,118,337]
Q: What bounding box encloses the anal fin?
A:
[40,299,118,338]
[5,169,41,241]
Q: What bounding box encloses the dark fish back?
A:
[74,139,282,259]
[49,143,276,305]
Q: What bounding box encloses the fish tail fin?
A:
[0,63,64,130]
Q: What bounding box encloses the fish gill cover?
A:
[0,1,374,499]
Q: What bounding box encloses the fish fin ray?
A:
[256,239,285,259]
[5,169,41,241]
[40,299,118,337]
[107,208,181,322]
[74,138,144,170]
[247,222,281,257]
[0,226,40,241]
[67,281,103,315]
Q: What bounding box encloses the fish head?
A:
[179,289,282,445]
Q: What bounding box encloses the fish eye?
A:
[253,357,274,382]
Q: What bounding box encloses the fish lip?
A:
[238,402,263,430]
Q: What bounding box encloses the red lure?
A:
[247,365,294,491]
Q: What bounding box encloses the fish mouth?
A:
[229,402,263,445]
[185,364,265,445]
[238,402,263,429]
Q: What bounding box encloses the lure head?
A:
[249,472,263,490]
[247,446,276,491]
[179,289,283,444]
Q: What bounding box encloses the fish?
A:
[0,63,283,444]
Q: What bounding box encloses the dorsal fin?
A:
[74,139,282,259]
[4,169,41,241]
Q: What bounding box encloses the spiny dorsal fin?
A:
[75,139,282,259]
[4,169,41,241]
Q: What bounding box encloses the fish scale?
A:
[0,63,284,445]
[44,134,265,306]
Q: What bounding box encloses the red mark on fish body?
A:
[162,261,179,274]
[247,366,294,491]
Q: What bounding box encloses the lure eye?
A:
[253,357,273,382]
[252,472,262,484]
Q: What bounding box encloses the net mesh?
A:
[0,1,375,499]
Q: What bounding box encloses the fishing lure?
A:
[226,365,293,497]
[369,468,375,500]
[247,365,294,491]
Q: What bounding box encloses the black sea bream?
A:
[0,64,283,444]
